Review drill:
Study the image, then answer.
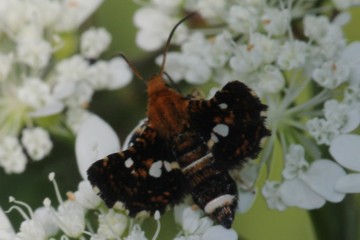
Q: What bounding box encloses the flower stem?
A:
[309,195,360,240]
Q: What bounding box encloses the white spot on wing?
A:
[149,160,163,178]
[125,158,134,168]
[93,186,100,194]
[219,103,228,109]
[213,124,229,137]
[164,161,172,172]
[204,194,236,214]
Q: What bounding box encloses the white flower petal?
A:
[29,101,64,117]
[335,173,360,193]
[0,207,14,235]
[330,134,360,171]
[300,160,346,202]
[74,180,102,209]
[107,57,133,90]
[237,188,257,213]
[53,82,76,100]
[340,42,360,64]
[201,225,237,240]
[136,29,164,51]
[55,0,104,31]
[279,178,325,209]
[75,114,120,179]
[341,110,360,133]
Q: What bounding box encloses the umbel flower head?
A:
[131,0,360,214]
[0,0,132,174]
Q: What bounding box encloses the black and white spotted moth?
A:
[87,13,270,228]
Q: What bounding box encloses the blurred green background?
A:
[1,1,360,239]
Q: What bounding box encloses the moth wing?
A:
[87,122,187,216]
[189,81,270,168]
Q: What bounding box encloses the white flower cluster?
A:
[0,0,133,174]
[1,172,237,240]
[132,0,360,213]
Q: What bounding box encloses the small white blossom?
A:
[251,33,280,64]
[227,5,259,34]
[16,38,52,69]
[195,0,226,21]
[33,207,58,237]
[55,55,89,84]
[17,78,54,110]
[124,225,148,240]
[318,25,345,60]
[230,44,263,74]
[21,127,53,161]
[97,210,127,238]
[282,145,309,180]
[324,100,359,133]
[54,200,86,238]
[0,136,27,174]
[63,82,94,107]
[277,40,308,70]
[205,31,232,68]
[262,181,287,211]
[81,27,111,59]
[134,7,187,51]
[306,118,338,145]
[312,61,350,89]
[0,0,29,34]
[261,8,290,36]
[255,65,285,94]
[74,180,101,209]
[87,58,132,90]
[16,219,47,240]
[304,15,331,42]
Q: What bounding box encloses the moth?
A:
[87,13,270,228]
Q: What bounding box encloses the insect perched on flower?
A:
[87,13,270,229]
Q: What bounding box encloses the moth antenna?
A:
[159,12,196,76]
[114,52,144,81]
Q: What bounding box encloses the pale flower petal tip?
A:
[237,188,257,213]
[202,225,238,240]
[300,160,346,202]
[55,0,104,32]
[335,173,360,193]
[330,134,360,172]
[279,178,326,209]
[75,114,120,179]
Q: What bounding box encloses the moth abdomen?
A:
[172,131,238,228]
